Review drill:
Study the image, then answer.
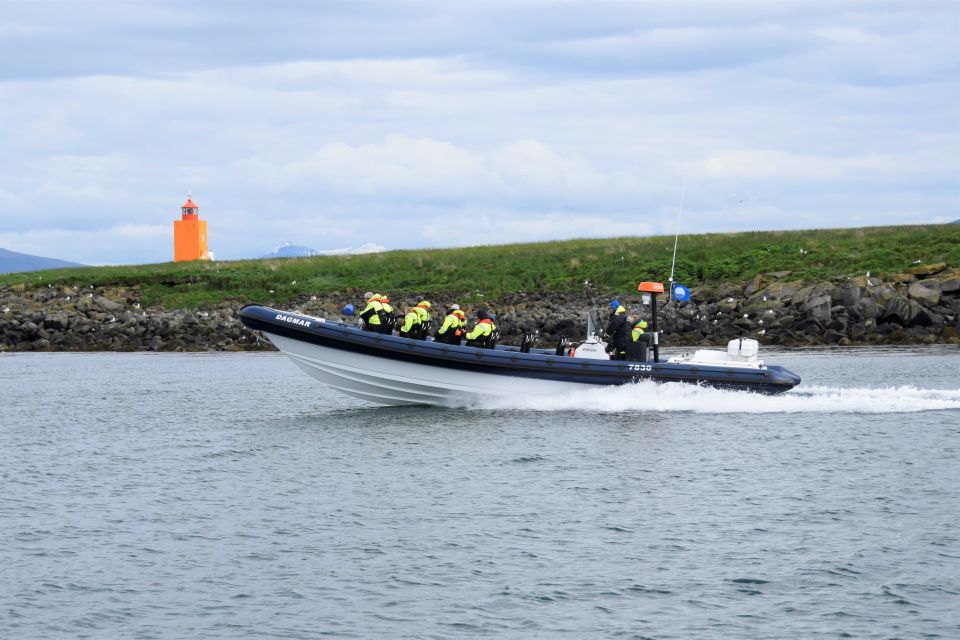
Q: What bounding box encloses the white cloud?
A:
[420,210,659,247]
[0,1,956,263]
[813,27,879,46]
[0,225,172,265]
[692,147,950,181]
[115,224,167,239]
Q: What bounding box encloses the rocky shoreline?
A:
[1,262,958,352]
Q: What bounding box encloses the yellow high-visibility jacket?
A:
[399,308,421,333]
[360,299,383,325]
[632,320,648,341]
[465,319,495,341]
[437,313,463,335]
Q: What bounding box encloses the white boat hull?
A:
[266,331,587,406]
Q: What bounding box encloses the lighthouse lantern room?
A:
[173,192,211,262]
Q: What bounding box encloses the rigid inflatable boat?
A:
[238,283,801,406]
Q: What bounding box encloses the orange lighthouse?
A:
[173,193,211,262]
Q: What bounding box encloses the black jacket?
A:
[605,313,631,349]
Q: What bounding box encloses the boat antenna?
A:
[668,187,684,292]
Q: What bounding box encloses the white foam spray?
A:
[467,382,960,414]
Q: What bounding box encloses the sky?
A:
[0,0,958,265]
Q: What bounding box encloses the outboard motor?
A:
[555,336,568,356]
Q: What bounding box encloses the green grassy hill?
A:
[2,225,957,308]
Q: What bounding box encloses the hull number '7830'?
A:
[628,364,652,372]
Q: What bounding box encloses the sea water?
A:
[1,348,958,639]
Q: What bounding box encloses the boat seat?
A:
[415,319,432,340]
[520,333,535,353]
[626,334,651,362]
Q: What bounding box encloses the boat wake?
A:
[466,382,960,414]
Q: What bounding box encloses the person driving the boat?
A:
[397,303,423,339]
[435,304,465,344]
[359,292,385,332]
[465,309,497,348]
[413,300,432,339]
[605,299,631,360]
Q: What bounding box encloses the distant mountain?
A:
[261,242,387,258]
[952,219,960,224]
[262,243,318,258]
[0,248,84,275]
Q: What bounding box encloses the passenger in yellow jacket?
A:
[465,310,497,348]
[379,295,396,333]
[397,305,421,338]
[359,292,384,332]
[435,305,465,344]
[410,300,430,339]
[631,318,648,341]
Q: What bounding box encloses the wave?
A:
[467,382,960,414]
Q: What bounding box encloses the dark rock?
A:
[794,317,825,334]
[803,294,832,322]
[94,296,123,312]
[831,283,862,308]
[824,329,845,343]
[19,321,39,337]
[882,296,921,326]
[849,322,867,339]
[867,283,898,306]
[908,280,941,306]
[744,275,766,298]
[716,297,738,312]
[913,307,944,328]
[851,297,881,321]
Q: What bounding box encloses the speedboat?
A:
[237,282,801,406]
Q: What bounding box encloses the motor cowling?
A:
[727,338,759,358]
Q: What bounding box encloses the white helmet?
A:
[450,303,460,310]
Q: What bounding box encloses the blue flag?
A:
[673,284,691,302]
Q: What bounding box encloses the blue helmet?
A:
[609,300,621,310]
